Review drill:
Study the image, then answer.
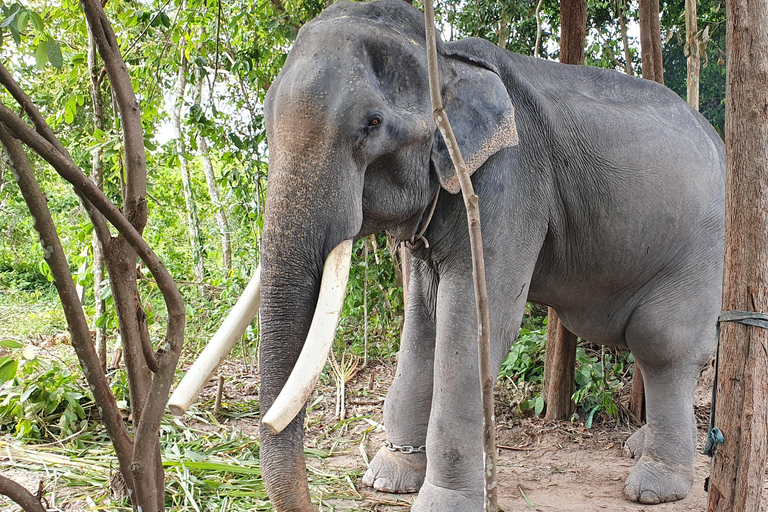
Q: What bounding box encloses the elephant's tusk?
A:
[261,239,353,434]
[168,265,262,416]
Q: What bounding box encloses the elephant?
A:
[255,1,725,510]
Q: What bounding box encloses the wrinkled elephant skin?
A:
[257,1,724,510]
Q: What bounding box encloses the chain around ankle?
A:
[384,440,426,454]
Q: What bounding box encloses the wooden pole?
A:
[544,309,577,420]
[423,4,497,510]
[629,0,667,422]
[684,0,700,109]
[543,0,585,420]
[706,0,768,509]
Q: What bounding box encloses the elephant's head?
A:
[257,1,517,509]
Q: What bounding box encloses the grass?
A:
[0,413,365,511]
[0,287,67,338]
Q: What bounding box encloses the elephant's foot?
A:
[624,456,694,504]
[623,424,648,459]
[410,480,481,512]
[362,446,426,493]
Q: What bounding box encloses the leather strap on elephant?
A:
[703,310,768,459]
[406,187,440,251]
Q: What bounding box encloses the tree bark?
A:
[543,0,586,421]
[87,16,108,372]
[685,0,700,109]
[629,364,645,422]
[544,308,578,419]
[706,0,768,509]
[498,10,508,49]
[1,1,188,509]
[534,0,545,58]
[617,0,635,75]
[171,49,206,286]
[0,473,47,512]
[559,0,587,65]
[639,0,664,84]
[424,3,496,508]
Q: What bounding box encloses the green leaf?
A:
[21,345,36,360]
[35,41,48,69]
[17,10,27,31]
[534,395,544,416]
[95,312,109,328]
[585,405,600,428]
[0,358,18,384]
[0,339,23,349]
[0,7,18,28]
[47,41,63,69]
[28,10,43,32]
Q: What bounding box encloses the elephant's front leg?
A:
[412,270,529,512]
[363,258,437,493]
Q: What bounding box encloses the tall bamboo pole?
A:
[423,4,497,510]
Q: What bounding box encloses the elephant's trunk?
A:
[258,157,360,510]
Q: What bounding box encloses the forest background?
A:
[0,0,728,509]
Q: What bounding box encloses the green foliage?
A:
[498,319,633,425]
[572,346,632,426]
[336,236,404,360]
[499,326,547,385]
[0,340,93,441]
[662,0,726,135]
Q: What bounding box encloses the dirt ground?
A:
[3,352,766,511]
[217,357,768,511]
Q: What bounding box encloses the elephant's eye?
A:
[366,114,383,129]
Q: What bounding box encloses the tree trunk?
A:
[559,0,587,65]
[544,308,578,419]
[617,0,634,75]
[685,0,700,109]
[706,0,768,509]
[629,364,645,422]
[498,11,508,49]
[632,0,666,419]
[194,75,232,273]
[543,0,586,420]
[534,0,545,58]
[87,17,107,372]
[639,0,664,84]
[171,50,206,286]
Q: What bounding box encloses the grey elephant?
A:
[256,1,725,510]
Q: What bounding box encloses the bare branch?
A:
[80,0,148,230]
[423,4,497,510]
[0,128,136,493]
[0,473,47,512]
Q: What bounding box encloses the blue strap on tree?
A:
[703,310,768,457]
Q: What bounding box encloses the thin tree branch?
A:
[0,101,184,509]
[0,473,47,512]
[423,4,497,511]
[80,0,148,230]
[0,128,136,493]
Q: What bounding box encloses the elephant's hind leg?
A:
[622,298,716,504]
[362,258,437,493]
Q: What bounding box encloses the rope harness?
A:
[703,310,768,492]
[406,187,441,251]
[704,310,768,458]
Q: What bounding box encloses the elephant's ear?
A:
[430,58,519,194]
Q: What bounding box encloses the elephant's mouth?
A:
[260,239,353,434]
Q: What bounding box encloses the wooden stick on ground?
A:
[422,5,497,511]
